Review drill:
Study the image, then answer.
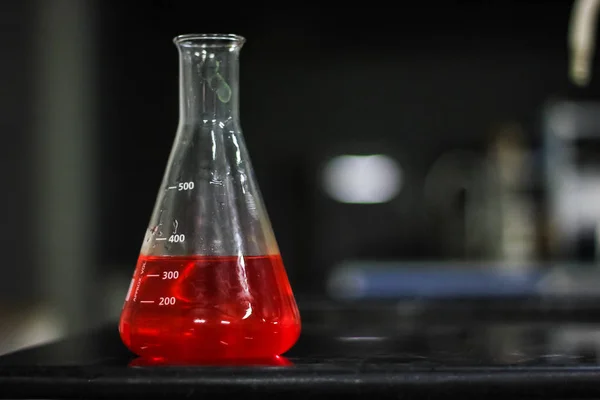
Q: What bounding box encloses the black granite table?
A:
[2,299,600,399]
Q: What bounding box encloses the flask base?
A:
[120,317,300,360]
[118,254,301,360]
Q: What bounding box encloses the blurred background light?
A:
[321,154,403,204]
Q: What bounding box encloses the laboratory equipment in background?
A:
[543,100,600,262]
[539,0,600,262]
[118,34,301,362]
[324,123,544,302]
[569,0,600,87]
[481,123,538,266]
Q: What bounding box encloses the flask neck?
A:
[176,36,243,125]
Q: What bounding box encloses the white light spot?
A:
[322,154,403,204]
[242,303,253,320]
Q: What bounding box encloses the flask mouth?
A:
[174,34,245,48]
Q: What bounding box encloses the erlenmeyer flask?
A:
[118,34,301,361]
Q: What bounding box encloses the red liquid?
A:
[119,254,301,361]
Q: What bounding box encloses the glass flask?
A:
[119,34,301,361]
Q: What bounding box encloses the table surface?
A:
[2,299,600,399]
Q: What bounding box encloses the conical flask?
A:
[119,34,301,361]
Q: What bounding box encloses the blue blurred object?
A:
[328,262,543,300]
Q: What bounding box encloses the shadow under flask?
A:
[118,34,301,361]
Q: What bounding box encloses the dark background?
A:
[2,0,600,354]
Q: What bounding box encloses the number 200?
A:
[159,297,176,306]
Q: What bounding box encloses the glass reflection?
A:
[128,355,293,367]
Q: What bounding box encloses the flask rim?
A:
[173,34,246,48]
